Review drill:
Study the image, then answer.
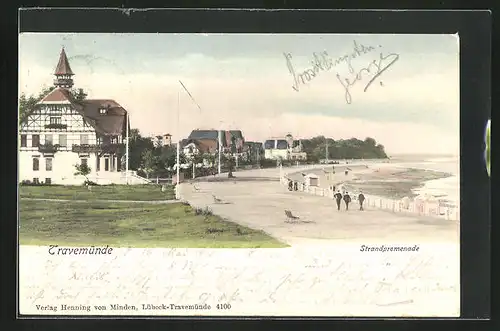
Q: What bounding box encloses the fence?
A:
[151,177,173,184]
[280,171,460,221]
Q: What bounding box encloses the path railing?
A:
[280,172,459,221]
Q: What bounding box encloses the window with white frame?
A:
[46,158,53,171]
[59,134,67,147]
[80,134,88,145]
[32,158,39,171]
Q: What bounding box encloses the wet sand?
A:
[284,165,452,200]
[346,167,453,200]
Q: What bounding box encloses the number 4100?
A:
[217,303,231,309]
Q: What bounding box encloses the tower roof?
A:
[54,48,74,76]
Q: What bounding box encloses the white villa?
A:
[18,48,148,185]
[263,134,307,161]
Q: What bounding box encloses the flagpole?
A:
[326,139,329,162]
[176,90,180,187]
[218,130,222,175]
[125,112,129,184]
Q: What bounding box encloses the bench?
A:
[212,194,223,204]
[284,209,300,222]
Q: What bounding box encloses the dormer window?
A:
[99,108,107,115]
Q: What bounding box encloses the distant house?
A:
[263,134,306,161]
[181,138,218,158]
[187,129,245,154]
[188,129,220,141]
[305,173,319,186]
[226,130,244,153]
[156,133,172,146]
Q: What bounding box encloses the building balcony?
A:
[53,78,73,87]
[44,123,68,130]
[38,143,60,154]
[72,143,125,154]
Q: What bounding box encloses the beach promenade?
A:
[179,166,459,246]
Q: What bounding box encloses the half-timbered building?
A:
[18,48,140,185]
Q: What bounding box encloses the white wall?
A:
[264,149,288,160]
[19,151,123,185]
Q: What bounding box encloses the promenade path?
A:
[179,166,459,246]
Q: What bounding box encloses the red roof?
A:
[196,139,218,154]
[54,48,74,76]
[38,87,73,103]
[181,138,218,154]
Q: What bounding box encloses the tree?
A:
[74,163,92,183]
[141,149,159,178]
[152,136,164,149]
[126,129,155,171]
[19,86,56,126]
[190,152,205,178]
[158,145,177,170]
[227,135,238,177]
[296,135,388,161]
[70,88,88,101]
[364,137,376,146]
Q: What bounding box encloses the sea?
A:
[387,154,460,206]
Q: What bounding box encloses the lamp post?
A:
[125,112,129,184]
[218,129,222,175]
[175,80,202,195]
[175,91,181,200]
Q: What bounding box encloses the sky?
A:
[18,33,460,155]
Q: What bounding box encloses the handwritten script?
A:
[284,40,400,104]
[20,245,459,316]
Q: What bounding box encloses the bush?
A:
[136,169,148,178]
[260,158,278,168]
[193,207,213,216]
[19,180,60,186]
[84,180,98,186]
[202,207,213,216]
[206,228,224,234]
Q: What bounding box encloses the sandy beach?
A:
[282,162,452,200]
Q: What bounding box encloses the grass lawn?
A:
[19,200,287,248]
[19,184,175,201]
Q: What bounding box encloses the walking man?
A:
[343,191,352,211]
[358,191,365,211]
[334,190,343,211]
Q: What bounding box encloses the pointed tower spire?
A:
[53,47,74,88]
